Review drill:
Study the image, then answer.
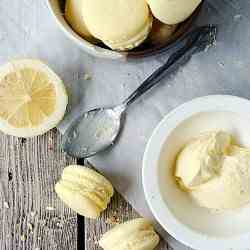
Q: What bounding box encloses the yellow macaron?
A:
[55,165,114,218]
[81,0,153,51]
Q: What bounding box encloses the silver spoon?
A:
[62,25,217,158]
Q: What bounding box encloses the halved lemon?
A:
[0,59,68,137]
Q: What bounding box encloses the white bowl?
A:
[143,95,250,250]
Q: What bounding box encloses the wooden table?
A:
[0,130,171,250]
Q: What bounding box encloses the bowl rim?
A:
[142,95,250,250]
[46,0,201,59]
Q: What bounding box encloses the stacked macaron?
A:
[55,165,114,218]
[65,0,202,51]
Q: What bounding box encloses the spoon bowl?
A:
[62,105,126,158]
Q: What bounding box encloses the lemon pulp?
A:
[0,60,68,137]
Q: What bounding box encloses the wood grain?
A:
[0,130,77,250]
[84,164,172,250]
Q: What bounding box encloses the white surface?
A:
[143,95,250,250]
[2,0,250,249]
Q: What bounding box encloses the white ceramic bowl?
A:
[143,95,250,250]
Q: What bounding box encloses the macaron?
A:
[55,165,114,219]
[81,0,153,51]
[99,218,160,250]
[65,0,96,42]
[147,0,202,25]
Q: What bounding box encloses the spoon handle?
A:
[123,25,217,107]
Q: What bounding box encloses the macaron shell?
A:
[60,179,109,210]
[99,218,159,249]
[123,230,160,250]
[103,14,153,51]
[65,0,97,42]
[62,165,114,197]
[81,0,152,50]
[110,231,159,250]
[55,181,101,218]
[147,0,202,25]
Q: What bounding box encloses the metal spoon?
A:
[62,25,217,158]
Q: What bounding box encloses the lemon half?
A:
[0,59,68,137]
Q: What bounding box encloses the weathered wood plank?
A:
[0,130,77,250]
[84,170,172,250]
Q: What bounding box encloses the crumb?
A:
[234,14,242,20]
[106,215,120,225]
[218,62,225,68]
[48,136,53,150]
[83,73,91,81]
[20,234,26,241]
[27,222,33,231]
[4,201,9,209]
[30,211,36,217]
[91,235,99,245]
[56,222,63,228]
[40,220,46,226]
[46,206,55,211]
